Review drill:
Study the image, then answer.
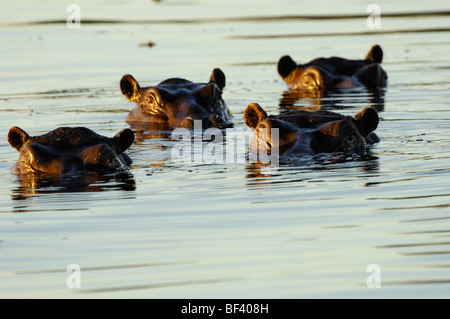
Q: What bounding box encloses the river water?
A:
[0,0,449,298]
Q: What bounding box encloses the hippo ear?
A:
[209,68,226,90]
[365,44,383,63]
[8,126,30,151]
[120,74,141,102]
[353,107,379,137]
[278,55,298,79]
[113,128,135,154]
[199,83,217,99]
[244,103,268,129]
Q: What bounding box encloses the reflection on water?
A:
[245,152,380,186]
[279,88,386,112]
[11,171,136,204]
[132,128,172,145]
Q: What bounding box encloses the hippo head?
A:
[8,126,135,175]
[244,103,379,157]
[120,68,233,129]
[277,44,388,93]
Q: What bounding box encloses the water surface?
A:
[0,0,449,298]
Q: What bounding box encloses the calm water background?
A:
[0,0,449,298]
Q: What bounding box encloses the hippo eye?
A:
[145,95,155,105]
[347,133,357,145]
[105,157,115,166]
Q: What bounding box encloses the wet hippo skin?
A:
[278,44,388,93]
[8,126,134,175]
[120,68,233,129]
[244,103,380,157]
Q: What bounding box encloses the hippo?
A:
[277,44,388,94]
[244,103,379,157]
[7,126,135,175]
[120,68,233,129]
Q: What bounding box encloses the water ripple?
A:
[80,277,244,294]
[2,10,449,27]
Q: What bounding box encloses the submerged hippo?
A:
[244,103,379,157]
[277,44,388,94]
[8,126,134,175]
[120,68,232,129]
